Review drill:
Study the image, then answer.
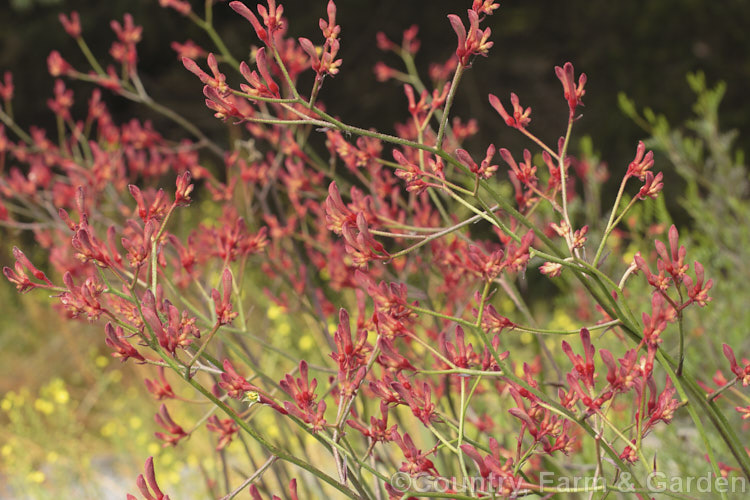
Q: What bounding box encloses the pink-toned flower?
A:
[489,93,531,129]
[127,457,171,500]
[212,268,238,325]
[0,72,13,101]
[472,0,500,16]
[3,247,54,293]
[723,344,750,386]
[170,40,206,60]
[626,141,655,180]
[230,0,284,45]
[47,51,74,77]
[239,48,280,98]
[554,62,586,115]
[539,261,563,277]
[104,323,146,363]
[205,415,238,450]
[390,430,438,476]
[280,361,327,431]
[183,53,229,95]
[159,0,191,15]
[637,171,664,200]
[448,10,493,65]
[59,12,81,39]
[144,367,175,400]
[154,404,188,446]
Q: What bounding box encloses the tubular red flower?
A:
[59,12,81,38]
[554,62,586,115]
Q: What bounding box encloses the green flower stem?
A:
[408,304,475,329]
[150,204,176,296]
[389,205,499,259]
[186,321,221,378]
[595,407,651,471]
[75,36,106,76]
[558,116,576,253]
[220,455,278,500]
[658,351,728,500]
[519,126,560,161]
[707,378,738,402]
[593,175,630,266]
[436,63,464,149]
[457,378,470,490]
[188,9,240,70]
[0,107,33,144]
[230,90,300,104]
[272,49,302,101]
[513,319,622,336]
[427,423,458,454]
[474,281,492,328]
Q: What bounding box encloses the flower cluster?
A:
[1,1,747,498]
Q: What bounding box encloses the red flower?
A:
[723,344,750,386]
[144,367,176,400]
[111,13,142,45]
[153,404,188,446]
[392,380,436,425]
[212,268,238,326]
[230,0,284,45]
[158,0,191,16]
[104,322,146,363]
[0,72,14,101]
[183,53,229,95]
[554,62,586,116]
[390,430,438,476]
[489,93,531,129]
[637,171,664,200]
[448,10,493,66]
[239,47,280,98]
[58,272,106,320]
[3,246,54,293]
[347,401,396,443]
[325,182,356,234]
[206,415,239,450]
[173,171,193,207]
[59,12,81,39]
[127,456,171,500]
[341,212,389,269]
[561,328,596,389]
[280,361,327,431]
[626,141,655,180]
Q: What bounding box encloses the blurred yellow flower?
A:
[27,470,45,483]
[34,398,54,415]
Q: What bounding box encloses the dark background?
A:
[2,0,749,183]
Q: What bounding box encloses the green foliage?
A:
[622,72,750,370]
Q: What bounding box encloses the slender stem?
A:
[189,10,241,69]
[593,175,629,266]
[427,423,458,454]
[707,378,738,402]
[435,63,464,149]
[186,322,221,377]
[219,456,278,500]
[519,127,559,161]
[0,107,33,144]
[389,205,499,259]
[474,280,492,327]
[75,36,106,76]
[558,115,576,255]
